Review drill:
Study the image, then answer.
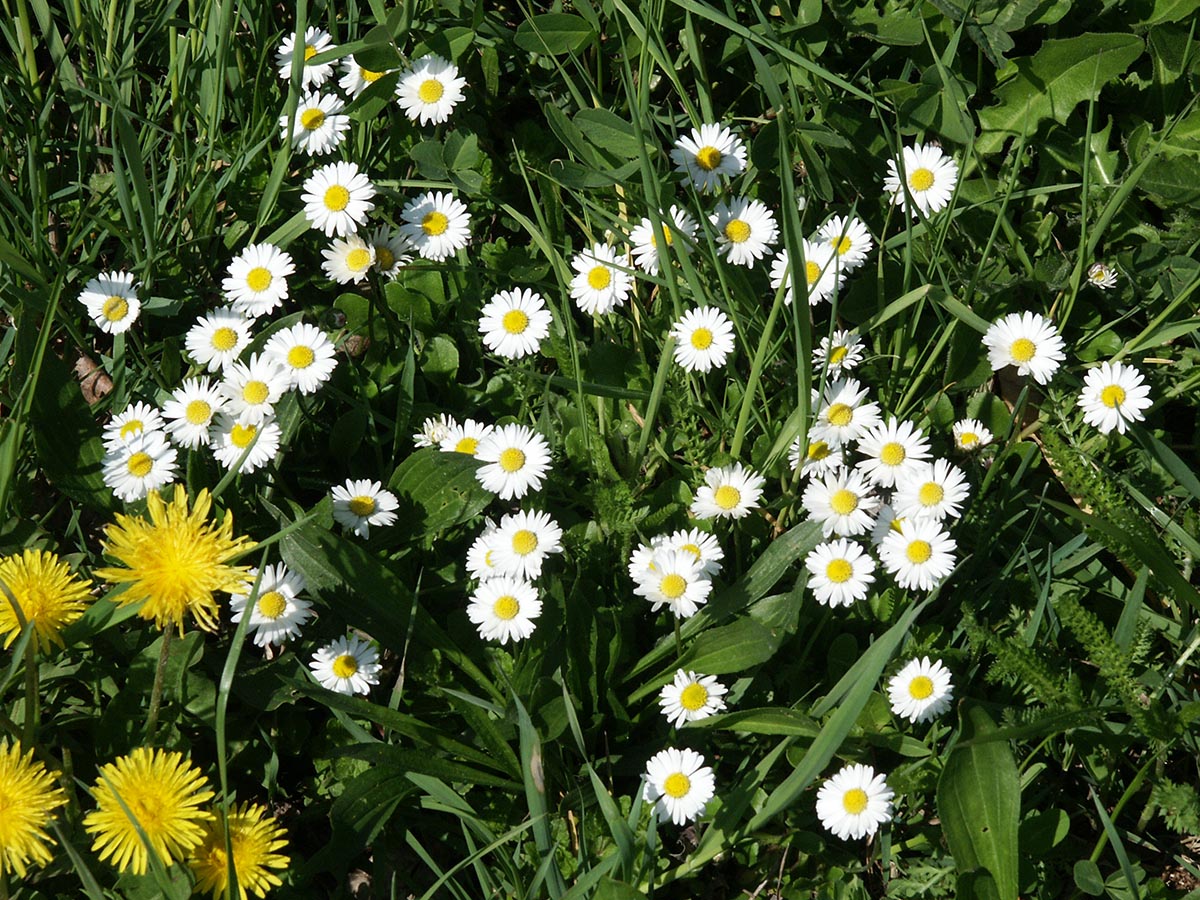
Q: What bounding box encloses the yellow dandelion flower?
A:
[190,802,290,899]
[94,485,254,633]
[0,741,68,878]
[0,549,93,652]
[83,747,215,875]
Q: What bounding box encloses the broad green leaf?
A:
[387,447,492,535]
[688,707,821,736]
[514,13,596,55]
[1074,859,1105,895]
[573,108,643,160]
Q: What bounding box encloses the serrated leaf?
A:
[514,13,596,55]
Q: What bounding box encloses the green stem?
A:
[22,637,38,748]
[13,0,40,101]
[631,337,675,474]
[145,629,174,744]
[731,282,788,460]
[673,615,682,661]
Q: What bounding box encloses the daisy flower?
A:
[189,802,289,900]
[400,191,471,261]
[102,431,178,503]
[888,657,954,723]
[690,462,765,520]
[185,308,252,373]
[817,215,874,271]
[810,378,882,448]
[893,459,970,522]
[478,288,552,359]
[440,418,494,457]
[1087,262,1118,290]
[0,741,68,878]
[279,91,349,156]
[466,521,503,581]
[643,748,716,826]
[629,205,698,275]
[982,311,1067,385]
[769,241,844,307]
[670,123,746,192]
[813,330,864,376]
[804,538,877,608]
[801,469,881,538]
[670,306,736,374]
[1078,361,1152,435]
[331,479,399,538]
[855,418,931,489]
[84,748,214,875]
[952,418,993,452]
[321,234,376,284]
[222,243,294,317]
[789,437,846,479]
[414,413,457,449]
[816,763,894,841]
[310,634,382,695]
[275,26,336,89]
[219,354,289,425]
[339,55,393,98]
[209,414,281,474]
[228,563,313,648]
[870,504,905,548]
[879,518,957,591]
[569,243,632,315]
[467,576,542,644]
[659,670,728,727]
[627,534,669,584]
[368,225,414,279]
[79,270,140,334]
[102,401,165,451]
[302,161,376,237]
[884,142,958,217]
[0,549,92,653]
[665,527,724,578]
[633,548,712,618]
[711,197,778,267]
[475,424,552,500]
[490,510,563,580]
[395,54,467,125]
[263,322,338,395]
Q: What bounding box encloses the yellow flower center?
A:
[825,558,853,583]
[257,590,287,619]
[422,211,449,236]
[346,248,372,271]
[300,107,325,130]
[499,448,526,472]
[713,485,741,510]
[829,346,849,365]
[119,420,144,440]
[826,403,853,427]
[348,496,376,517]
[834,235,852,255]
[586,266,611,290]
[362,67,384,82]
[829,489,858,516]
[332,654,358,678]
[417,78,445,103]
[126,452,153,478]
[908,167,935,192]
[242,381,270,405]
[375,246,396,270]
[303,44,318,62]
[212,327,238,351]
[663,772,691,798]
[879,442,906,467]
[492,595,520,620]
[648,227,673,248]
[906,540,932,564]
[805,260,821,285]
[323,185,350,212]
[890,516,906,534]
[660,573,687,599]
[103,296,129,321]
[694,145,722,171]
[454,437,479,455]
[918,483,944,507]
[680,543,702,560]
[679,682,709,711]
[723,219,751,244]
[245,267,272,292]
[230,423,256,448]
[512,530,538,556]
[807,441,831,461]
[842,787,869,815]
[1101,385,1126,408]
[690,327,713,350]
[185,400,211,425]
[959,432,978,447]
[287,345,315,369]
[1009,337,1036,363]
[908,675,934,700]
[502,309,529,334]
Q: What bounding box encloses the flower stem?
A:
[674,614,682,661]
[145,629,174,744]
[22,636,38,748]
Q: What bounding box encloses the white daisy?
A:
[664,528,724,578]
[813,330,865,376]
[223,243,295,317]
[879,517,957,592]
[643,747,716,826]
[465,521,503,581]
[804,538,877,608]
[474,424,552,500]
[489,510,564,581]
[810,378,882,448]
[888,657,954,724]
[884,142,959,217]
[670,123,746,193]
[816,763,894,841]
[690,462,765,520]
[339,55,393,98]
[801,469,881,538]
[633,548,712,618]
[309,634,381,696]
[627,534,669,585]
[219,354,290,425]
[817,215,874,271]
[262,322,338,394]
[102,431,178,503]
[892,459,970,522]
[302,161,376,237]
[229,563,313,648]
[331,478,399,538]
[670,306,736,374]
[659,670,728,728]
[855,419,931,489]
[185,308,253,373]
[1078,361,1152,435]
[280,91,349,156]
[478,288,552,359]
[102,401,165,451]
[952,418,993,452]
[208,414,281,474]
[629,205,698,276]
[321,234,376,284]
[162,378,225,450]
[711,197,778,267]
[870,504,906,548]
[368,226,414,280]
[1087,262,1119,290]
[400,191,471,261]
[982,311,1067,385]
[467,576,541,644]
[79,271,140,334]
[276,26,336,90]
[414,413,457,449]
[769,241,844,307]
[569,243,632,315]
[439,418,494,457]
[789,437,847,480]
[395,54,467,126]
